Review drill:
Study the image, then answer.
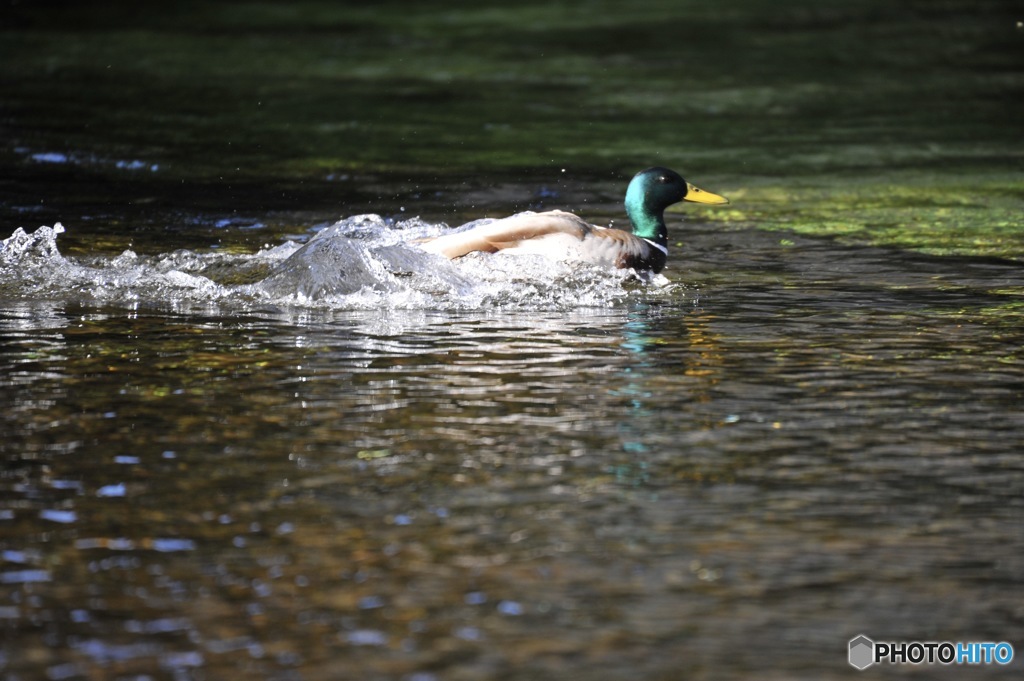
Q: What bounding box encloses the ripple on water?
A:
[1,215,1022,681]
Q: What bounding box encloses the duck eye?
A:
[658,175,669,183]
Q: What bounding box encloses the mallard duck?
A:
[418,167,727,273]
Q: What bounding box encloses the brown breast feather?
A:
[585,228,667,272]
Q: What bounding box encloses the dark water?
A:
[2,0,1022,256]
[2,0,1024,679]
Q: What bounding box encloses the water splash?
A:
[0,216,672,311]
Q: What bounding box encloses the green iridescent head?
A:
[624,167,728,241]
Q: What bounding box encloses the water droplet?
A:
[39,509,77,524]
[1,569,51,584]
[344,629,388,646]
[150,538,195,552]
[455,626,483,641]
[464,591,487,605]
[97,483,126,498]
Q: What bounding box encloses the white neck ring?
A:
[642,238,668,256]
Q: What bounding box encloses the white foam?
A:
[0,216,675,311]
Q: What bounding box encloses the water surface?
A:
[2,221,1022,679]
[1,1,1023,679]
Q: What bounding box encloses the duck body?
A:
[418,167,727,274]
[421,210,669,272]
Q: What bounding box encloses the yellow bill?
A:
[683,182,729,205]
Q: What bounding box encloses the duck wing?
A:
[419,210,667,272]
[418,210,591,259]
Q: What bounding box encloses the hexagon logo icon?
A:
[849,635,875,670]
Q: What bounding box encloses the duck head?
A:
[624,167,728,241]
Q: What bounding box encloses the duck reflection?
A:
[608,305,725,486]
